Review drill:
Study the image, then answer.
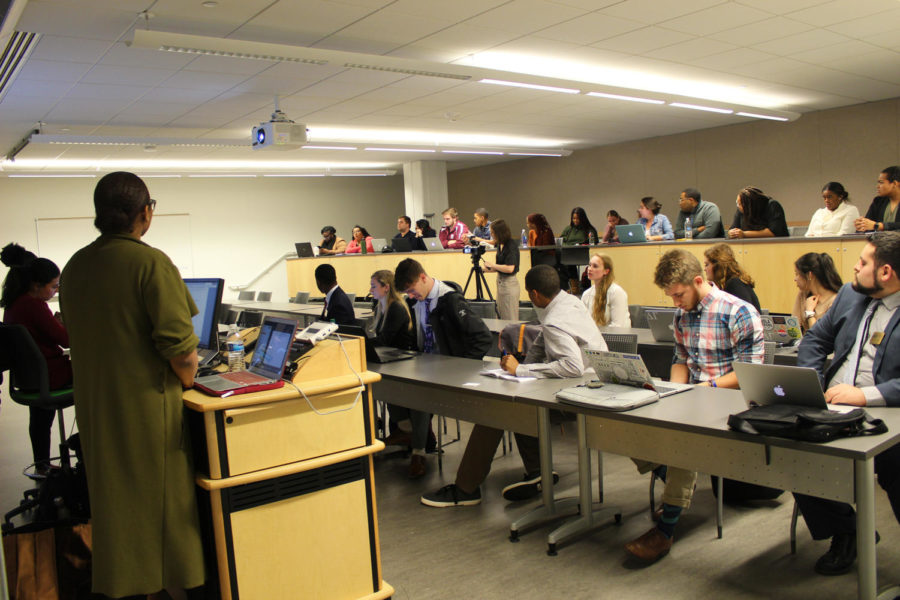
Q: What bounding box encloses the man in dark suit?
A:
[314,263,355,325]
[794,232,900,575]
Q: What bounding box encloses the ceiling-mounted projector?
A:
[251,103,307,150]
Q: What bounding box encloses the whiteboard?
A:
[35,214,194,277]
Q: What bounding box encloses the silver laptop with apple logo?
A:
[732,362,852,413]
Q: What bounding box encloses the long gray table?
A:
[515,384,900,600]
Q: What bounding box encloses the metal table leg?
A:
[856,457,877,600]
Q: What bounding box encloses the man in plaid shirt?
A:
[625,249,764,563]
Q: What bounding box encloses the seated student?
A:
[346,225,375,254]
[625,249,763,563]
[582,253,630,328]
[792,252,842,333]
[673,188,723,239]
[1,243,71,474]
[419,264,608,507]
[806,182,859,237]
[602,210,629,243]
[393,258,492,477]
[560,207,599,245]
[728,186,789,238]
[526,213,554,247]
[438,208,470,249]
[637,197,674,241]
[318,225,347,255]
[394,216,418,248]
[793,232,900,576]
[415,218,436,239]
[467,208,493,245]
[314,263,355,325]
[703,243,761,312]
[855,165,900,232]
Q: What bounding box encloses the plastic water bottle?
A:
[521,228,528,247]
[684,218,692,240]
[226,325,244,372]
[588,231,595,245]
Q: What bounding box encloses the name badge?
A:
[870,331,885,346]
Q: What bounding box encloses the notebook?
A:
[760,315,803,346]
[194,316,299,397]
[645,307,677,342]
[422,237,444,251]
[732,362,853,412]
[294,242,314,258]
[556,349,692,411]
[615,224,647,244]
[371,238,388,253]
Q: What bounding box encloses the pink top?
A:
[346,236,375,253]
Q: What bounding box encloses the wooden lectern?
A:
[184,336,394,599]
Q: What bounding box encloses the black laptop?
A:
[336,324,418,364]
[392,237,412,252]
[295,242,314,257]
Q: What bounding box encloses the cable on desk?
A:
[283,333,365,416]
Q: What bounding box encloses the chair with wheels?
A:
[291,291,310,304]
[256,291,272,301]
[1,323,75,531]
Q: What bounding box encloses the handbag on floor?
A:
[727,404,887,443]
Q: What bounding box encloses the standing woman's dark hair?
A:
[491,218,513,247]
[794,252,842,293]
[1,244,60,309]
[94,171,152,234]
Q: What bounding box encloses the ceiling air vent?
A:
[0,30,40,103]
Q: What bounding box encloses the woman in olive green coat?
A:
[60,172,204,599]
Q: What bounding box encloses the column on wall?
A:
[403,160,448,228]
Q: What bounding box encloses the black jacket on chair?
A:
[323,286,356,325]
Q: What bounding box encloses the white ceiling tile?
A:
[591,27,694,54]
[159,71,250,92]
[5,79,77,97]
[600,0,728,25]
[790,40,884,65]
[380,0,509,21]
[64,83,149,101]
[826,8,900,39]
[784,0,899,27]
[30,36,114,64]
[98,42,195,69]
[729,56,808,78]
[466,0,588,34]
[734,0,828,15]
[754,29,853,56]
[546,0,622,9]
[140,87,223,104]
[708,16,813,45]
[406,23,520,55]
[81,65,174,87]
[866,31,900,52]
[534,13,645,44]
[826,50,900,84]
[688,47,776,70]
[15,60,92,83]
[319,12,454,47]
[660,3,772,36]
[44,98,133,121]
[645,38,737,62]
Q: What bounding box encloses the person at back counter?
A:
[855,165,900,233]
[727,186,789,238]
[318,225,347,255]
[673,188,723,239]
[395,215,422,250]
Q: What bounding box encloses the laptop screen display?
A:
[249,317,298,379]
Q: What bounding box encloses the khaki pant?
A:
[496,274,520,321]
[633,459,697,508]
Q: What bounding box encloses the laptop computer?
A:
[616,224,647,244]
[371,238,388,253]
[422,237,444,251]
[392,237,412,252]
[732,362,852,412]
[556,349,692,411]
[294,242,314,258]
[645,307,677,342]
[194,316,299,396]
[336,324,418,364]
[760,315,802,346]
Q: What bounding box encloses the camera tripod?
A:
[463,252,501,318]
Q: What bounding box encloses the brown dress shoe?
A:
[382,430,411,446]
[624,527,673,562]
[408,454,427,479]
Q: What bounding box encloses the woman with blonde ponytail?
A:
[581,253,630,328]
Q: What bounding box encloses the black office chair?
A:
[237,290,255,301]
[256,291,272,302]
[1,323,76,531]
[237,309,264,328]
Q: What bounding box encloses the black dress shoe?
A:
[814,531,880,576]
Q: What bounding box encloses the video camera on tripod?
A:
[463,239,486,263]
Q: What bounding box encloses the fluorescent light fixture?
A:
[342,62,469,80]
[188,174,258,178]
[310,127,573,149]
[364,147,436,153]
[586,91,664,105]
[31,134,246,147]
[479,78,580,94]
[736,112,790,122]
[669,102,733,115]
[262,173,326,177]
[442,150,504,156]
[137,174,183,178]
[7,174,97,178]
[301,145,357,151]
[2,159,394,170]
[509,152,563,157]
